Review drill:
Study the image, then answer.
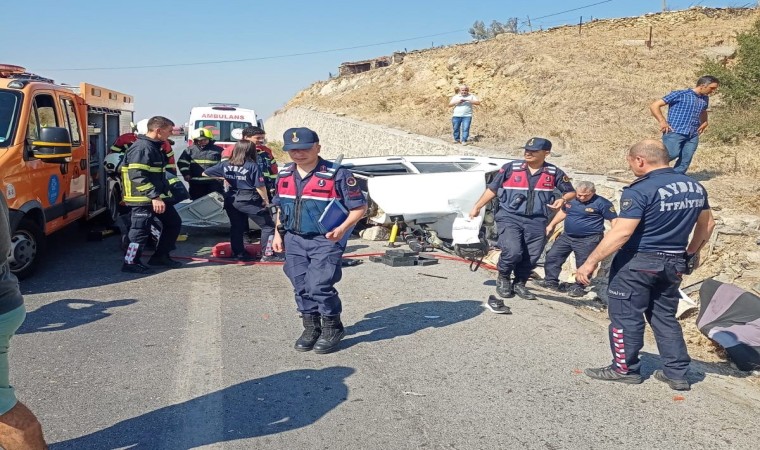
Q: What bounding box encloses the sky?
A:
[2,0,745,125]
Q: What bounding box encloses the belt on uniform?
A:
[566,233,603,239]
[635,251,685,259]
[288,231,320,239]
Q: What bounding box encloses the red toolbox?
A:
[211,242,261,258]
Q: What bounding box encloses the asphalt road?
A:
[10,224,759,449]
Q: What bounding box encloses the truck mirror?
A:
[32,127,72,163]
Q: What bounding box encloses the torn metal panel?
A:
[367,171,486,240]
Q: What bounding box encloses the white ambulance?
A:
[184,103,263,155]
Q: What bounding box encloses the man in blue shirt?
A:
[537,181,617,297]
[649,75,719,174]
[576,139,715,391]
[272,128,367,354]
[470,137,575,307]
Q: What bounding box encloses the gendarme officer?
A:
[577,139,715,391]
[470,137,575,308]
[272,128,367,354]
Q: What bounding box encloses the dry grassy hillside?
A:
[283,8,760,341]
[286,7,759,210]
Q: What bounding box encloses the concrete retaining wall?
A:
[264,107,484,159]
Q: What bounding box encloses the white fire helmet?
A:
[104,152,124,174]
[136,119,149,135]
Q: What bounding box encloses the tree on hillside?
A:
[469,21,488,40]
[701,18,760,106]
[469,18,519,40]
[699,18,760,142]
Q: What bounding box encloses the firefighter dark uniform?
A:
[273,149,366,353]
[487,150,575,299]
[542,194,617,296]
[204,160,277,261]
[604,168,709,384]
[177,132,224,200]
[256,145,279,197]
[121,135,183,273]
[110,132,176,174]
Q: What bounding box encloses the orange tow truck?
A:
[0,64,134,278]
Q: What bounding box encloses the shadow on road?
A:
[50,366,355,450]
[19,225,236,294]
[17,299,137,334]
[639,351,752,384]
[341,300,483,350]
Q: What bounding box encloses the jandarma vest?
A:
[497,161,557,217]
[276,162,340,235]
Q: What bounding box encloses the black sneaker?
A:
[535,280,563,293]
[486,295,512,314]
[148,254,183,268]
[566,284,587,298]
[513,282,537,300]
[584,365,643,384]
[653,370,690,391]
[121,262,154,274]
[260,254,285,263]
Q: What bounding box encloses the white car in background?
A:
[340,155,512,249]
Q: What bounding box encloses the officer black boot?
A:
[294,314,321,352]
[313,315,345,354]
[513,281,537,300]
[496,274,514,298]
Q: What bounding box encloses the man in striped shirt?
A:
[649,75,719,174]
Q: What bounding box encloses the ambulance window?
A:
[194,120,253,141]
[60,98,81,146]
[27,94,59,140]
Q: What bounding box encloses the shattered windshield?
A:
[0,89,22,148]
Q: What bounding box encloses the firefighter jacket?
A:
[121,135,174,206]
[276,162,341,236]
[177,142,224,182]
[256,148,278,193]
[110,133,176,174]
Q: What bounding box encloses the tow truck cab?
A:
[0,64,134,278]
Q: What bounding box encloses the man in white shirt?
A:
[448,85,481,145]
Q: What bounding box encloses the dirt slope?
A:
[280,8,760,370]
[284,6,760,285]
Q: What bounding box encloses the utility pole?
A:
[662,0,668,12]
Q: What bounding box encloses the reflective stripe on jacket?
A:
[177,143,224,182]
[121,135,173,206]
[498,161,557,217]
[276,162,340,235]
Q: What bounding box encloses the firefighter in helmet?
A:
[177,128,224,200]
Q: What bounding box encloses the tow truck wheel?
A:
[9,218,44,279]
[107,186,122,224]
